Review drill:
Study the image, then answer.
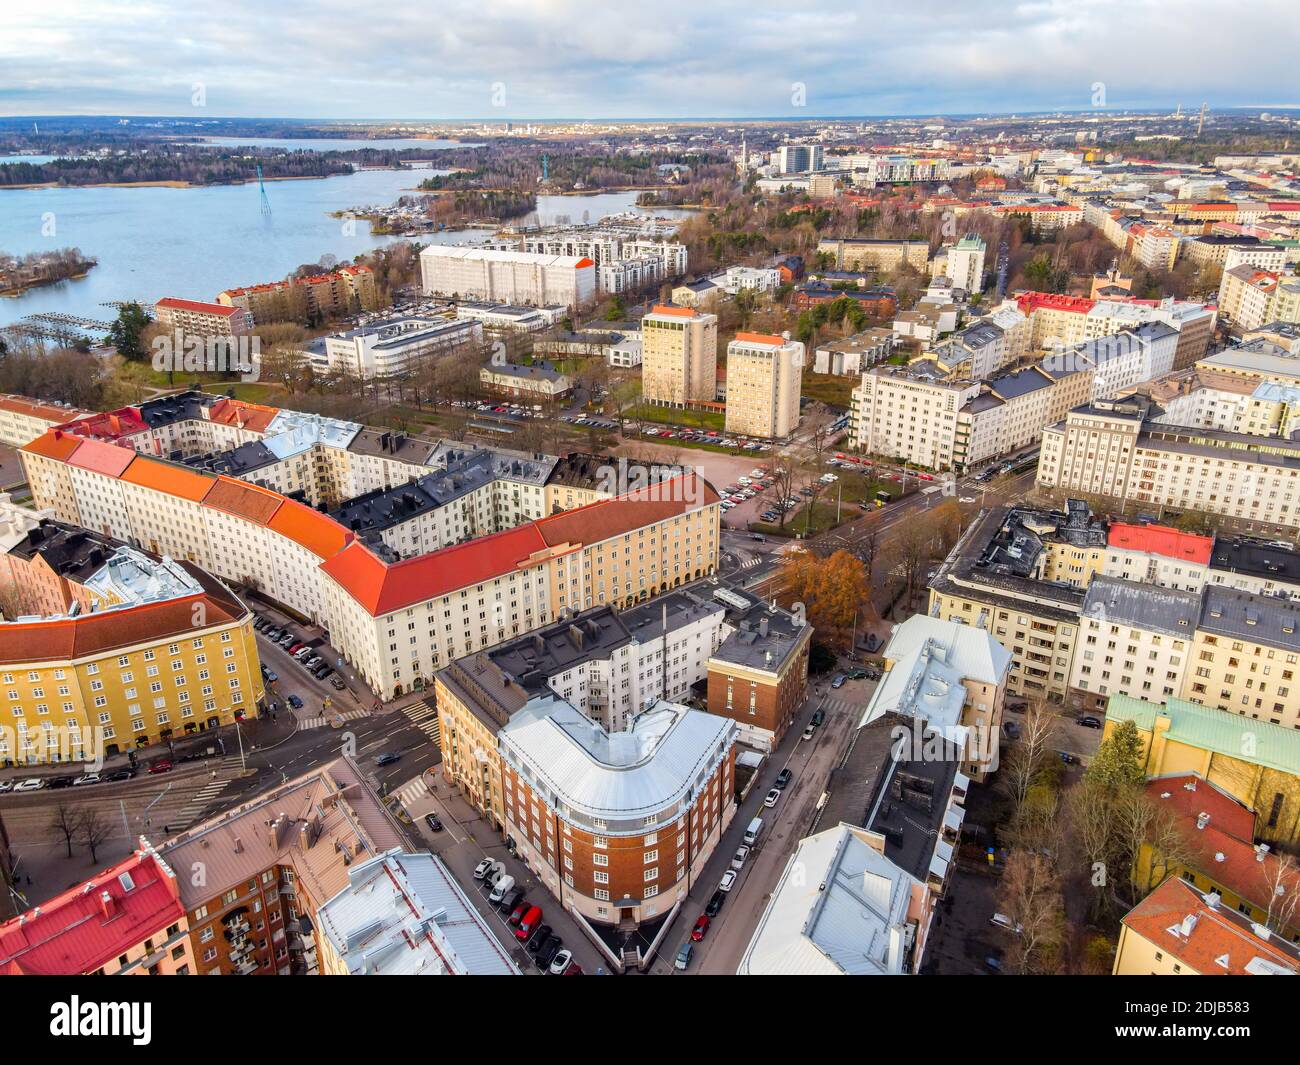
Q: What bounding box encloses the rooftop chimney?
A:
[99,891,116,919]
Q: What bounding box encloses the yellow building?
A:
[640,305,718,406]
[724,332,804,440]
[0,554,262,765]
[1105,694,1300,849]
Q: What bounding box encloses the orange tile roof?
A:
[0,396,91,423]
[266,498,353,560]
[536,473,719,548]
[733,331,789,347]
[650,304,701,318]
[65,437,137,478]
[156,297,241,316]
[121,456,216,501]
[1121,877,1298,974]
[20,430,84,462]
[201,476,285,525]
[207,397,280,433]
[321,523,550,615]
[1107,523,1213,565]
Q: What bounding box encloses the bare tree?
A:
[76,807,113,865]
[998,849,1065,974]
[997,700,1057,811]
[1064,776,1120,921]
[1114,787,1199,901]
[49,802,81,859]
[1263,851,1300,937]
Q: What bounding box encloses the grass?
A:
[799,372,856,409]
[631,403,726,431]
[111,359,284,404]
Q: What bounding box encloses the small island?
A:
[0,248,97,296]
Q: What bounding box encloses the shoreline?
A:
[0,268,96,298]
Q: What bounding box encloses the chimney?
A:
[1195,811,1210,830]
[1205,891,1222,909]
[99,890,116,919]
[233,837,244,854]
[1255,843,1271,863]
[1252,922,1273,941]
[759,616,769,637]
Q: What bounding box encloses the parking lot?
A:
[247,601,370,724]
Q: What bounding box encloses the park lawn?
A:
[631,403,726,432]
[752,500,852,538]
[799,371,856,409]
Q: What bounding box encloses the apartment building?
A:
[154,297,253,338]
[1219,265,1283,331]
[153,758,407,975]
[0,395,92,448]
[1206,535,1300,601]
[716,266,781,295]
[1106,694,1300,849]
[1102,522,1213,592]
[816,238,929,273]
[776,144,824,174]
[0,846,194,974]
[1037,395,1300,530]
[499,695,737,953]
[850,361,978,470]
[862,615,1010,780]
[0,547,263,765]
[479,360,573,401]
[723,332,803,440]
[813,328,894,376]
[315,850,519,975]
[1114,877,1299,975]
[640,305,719,406]
[419,246,596,309]
[217,265,377,325]
[315,315,482,379]
[943,234,987,294]
[1041,322,1178,402]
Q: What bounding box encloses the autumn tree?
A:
[778,548,868,652]
[998,849,1066,974]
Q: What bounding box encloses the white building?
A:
[420,246,596,308]
[317,315,482,379]
[717,266,782,296]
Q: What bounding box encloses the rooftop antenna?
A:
[256,163,272,216]
[1196,102,1207,138]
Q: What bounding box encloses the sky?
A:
[3,0,1299,120]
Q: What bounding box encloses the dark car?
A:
[811,708,825,727]
[374,752,401,766]
[47,775,75,789]
[1076,716,1103,729]
[314,665,333,679]
[329,676,346,691]
[1059,751,1077,765]
[498,888,524,914]
[106,768,136,782]
[425,814,443,833]
[287,694,304,710]
[525,924,552,954]
[535,935,563,970]
[705,890,725,918]
[775,768,792,789]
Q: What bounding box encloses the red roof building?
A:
[0,848,192,975]
[1107,523,1213,565]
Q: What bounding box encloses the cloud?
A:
[2,0,1297,118]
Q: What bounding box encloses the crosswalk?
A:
[392,775,431,810]
[400,697,441,747]
[297,709,369,731]
[172,756,244,826]
[737,556,762,570]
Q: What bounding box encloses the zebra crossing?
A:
[172,756,244,826]
[297,708,369,731]
[391,774,431,810]
[400,697,441,747]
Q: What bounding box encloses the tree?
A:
[1064,775,1120,921]
[1114,785,1199,902]
[1263,852,1300,936]
[108,302,152,361]
[778,549,868,652]
[49,802,82,859]
[998,849,1065,974]
[997,700,1058,811]
[1086,719,1146,793]
[76,807,112,864]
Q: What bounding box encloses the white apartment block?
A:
[640,305,719,406]
[317,316,482,379]
[717,266,781,295]
[419,246,596,309]
[724,333,804,440]
[850,363,979,470]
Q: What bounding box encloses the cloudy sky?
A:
[3,0,1298,119]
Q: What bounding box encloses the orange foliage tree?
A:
[778,548,868,652]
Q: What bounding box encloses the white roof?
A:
[419,245,592,269]
[882,615,1011,686]
[499,695,736,826]
[314,849,519,975]
[737,824,918,975]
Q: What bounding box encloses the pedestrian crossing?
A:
[401,697,441,747]
[172,756,244,827]
[737,556,762,570]
[392,775,431,809]
[297,709,369,731]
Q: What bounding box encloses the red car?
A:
[690,915,710,942]
[147,759,173,775]
[515,905,543,940]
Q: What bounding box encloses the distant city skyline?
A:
[3,0,1298,120]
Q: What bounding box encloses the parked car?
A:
[830,673,846,689]
[425,814,443,833]
[263,670,279,684]
[1077,716,1103,729]
[473,858,495,880]
[147,760,173,775]
[507,899,531,927]
[525,924,552,954]
[1002,721,1022,740]
[802,725,816,741]
[674,942,694,971]
[287,694,304,710]
[731,845,749,870]
[719,869,737,892]
[548,948,573,975]
[329,676,346,691]
[705,890,725,918]
[763,787,782,808]
[1059,751,1077,765]
[47,775,75,789]
[374,752,401,766]
[13,778,43,792]
[810,708,825,727]
[497,888,524,914]
[106,768,135,782]
[690,915,710,942]
[73,773,100,787]
[0,781,12,793]
[774,768,792,789]
[535,935,563,970]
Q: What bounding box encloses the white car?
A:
[14,778,44,792]
[731,845,750,870]
[472,858,495,880]
[73,773,101,787]
[548,948,574,975]
[763,787,782,808]
[719,869,737,892]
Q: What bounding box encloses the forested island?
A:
[0,248,97,295]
